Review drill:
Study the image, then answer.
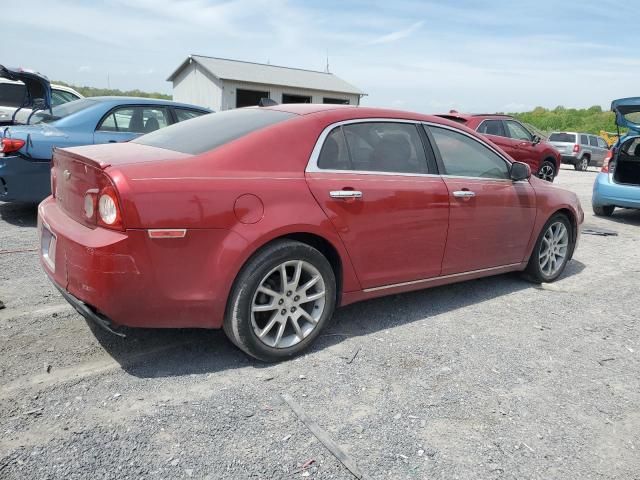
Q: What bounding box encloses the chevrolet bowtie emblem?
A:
[63,170,71,180]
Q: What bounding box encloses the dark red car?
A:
[39,105,583,361]
[436,112,562,182]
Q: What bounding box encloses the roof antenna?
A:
[325,50,330,73]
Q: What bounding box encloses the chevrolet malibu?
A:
[38,105,583,361]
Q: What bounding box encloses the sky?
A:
[3,0,637,113]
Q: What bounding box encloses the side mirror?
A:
[532,135,541,145]
[510,161,531,181]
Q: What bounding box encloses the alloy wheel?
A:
[581,158,588,171]
[251,260,326,349]
[538,164,555,182]
[538,221,569,277]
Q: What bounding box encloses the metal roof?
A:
[168,55,365,96]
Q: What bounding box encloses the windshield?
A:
[549,133,576,143]
[30,98,96,124]
[133,108,296,155]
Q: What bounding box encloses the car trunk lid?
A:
[612,97,640,134]
[52,144,192,226]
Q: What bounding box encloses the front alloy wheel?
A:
[224,240,336,362]
[538,161,556,182]
[524,214,573,283]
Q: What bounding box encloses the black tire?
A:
[223,240,337,362]
[593,205,615,217]
[537,160,556,182]
[523,213,573,283]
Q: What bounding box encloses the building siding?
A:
[172,61,224,111]
[170,59,361,111]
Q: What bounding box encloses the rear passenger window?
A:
[429,126,510,179]
[477,120,506,137]
[580,134,589,145]
[98,106,170,133]
[318,122,429,174]
[317,127,351,170]
[589,136,598,147]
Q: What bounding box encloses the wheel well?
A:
[554,208,578,247]
[544,157,558,168]
[282,233,343,303]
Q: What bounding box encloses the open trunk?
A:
[0,65,52,125]
[613,136,640,186]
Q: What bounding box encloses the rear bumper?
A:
[592,172,640,209]
[38,197,247,329]
[0,155,51,203]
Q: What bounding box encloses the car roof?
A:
[84,96,211,111]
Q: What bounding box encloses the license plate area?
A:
[41,225,57,271]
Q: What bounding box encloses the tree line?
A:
[54,81,171,101]
[511,105,619,135]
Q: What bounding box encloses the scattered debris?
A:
[598,358,616,366]
[347,347,361,364]
[281,393,366,479]
[23,407,43,416]
[282,434,292,442]
[0,300,5,310]
[534,325,551,331]
[113,393,122,399]
[354,425,364,434]
[393,413,402,420]
[417,449,424,457]
[45,364,52,374]
[299,374,306,380]
[582,227,618,236]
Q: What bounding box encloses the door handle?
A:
[452,190,475,198]
[330,190,363,199]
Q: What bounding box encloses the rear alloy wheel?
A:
[579,157,589,171]
[537,161,556,182]
[593,205,615,217]
[224,240,336,362]
[524,214,573,283]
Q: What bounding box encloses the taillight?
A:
[83,180,124,231]
[573,144,580,153]
[0,138,25,154]
[601,149,615,173]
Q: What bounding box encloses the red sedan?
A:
[38,105,583,361]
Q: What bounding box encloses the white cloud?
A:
[364,21,424,45]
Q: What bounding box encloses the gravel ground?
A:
[1,166,638,479]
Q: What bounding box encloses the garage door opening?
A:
[323,98,349,105]
[282,93,311,104]
[236,89,270,108]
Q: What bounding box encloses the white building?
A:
[167,55,365,111]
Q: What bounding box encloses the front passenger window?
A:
[430,126,510,179]
[505,121,532,141]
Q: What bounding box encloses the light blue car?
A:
[0,97,211,203]
[592,97,640,216]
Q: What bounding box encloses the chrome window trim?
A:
[305,118,433,177]
[305,117,517,182]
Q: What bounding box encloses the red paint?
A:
[39,105,583,330]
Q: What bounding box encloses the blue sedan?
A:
[592,97,640,216]
[0,97,211,203]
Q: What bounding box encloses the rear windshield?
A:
[0,82,27,108]
[30,98,96,124]
[549,133,576,143]
[133,108,296,155]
